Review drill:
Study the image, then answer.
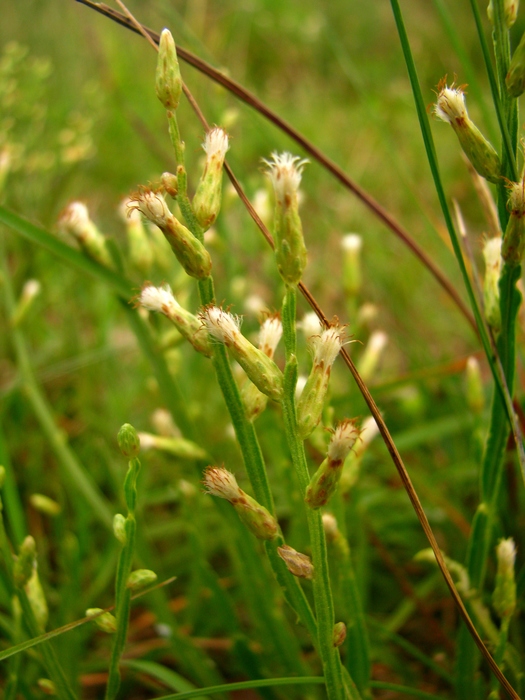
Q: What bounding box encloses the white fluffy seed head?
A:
[434,83,468,125]
[258,316,283,357]
[262,151,308,202]
[328,419,361,462]
[202,467,241,501]
[203,127,230,160]
[138,284,179,317]
[200,306,242,346]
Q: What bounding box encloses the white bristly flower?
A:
[128,190,171,228]
[263,152,308,203]
[263,151,309,285]
[434,80,500,184]
[200,306,283,400]
[192,127,230,230]
[203,466,278,540]
[297,324,347,440]
[306,419,360,509]
[258,315,283,357]
[139,285,212,357]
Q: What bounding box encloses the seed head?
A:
[434,83,468,125]
[263,152,308,203]
[139,284,179,316]
[310,324,346,368]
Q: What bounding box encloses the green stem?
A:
[164,108,318,644]
[105,456,140,700]
[280,287,359,700]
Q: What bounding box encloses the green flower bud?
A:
[488,0,518,28]
[465,357,485,415]
[277,544,314,580]
[305,419,360,509]
[342,234,362,298]
[126,568,158,591]
[434,81,501,184]
[493,538,517,619]
[297,324,346,439]
[29,493,61,517]
[129,189,212,279]
[58,202,113,268]
[86,608,117,633]
[14,535,36,588]
[37,679,57,695]
[502,180,525,265]
[138,284,212,357]
[506,28,525,97]
[117,424,141,459]
[193,128,230,230]
[200,307,284,401]
[25,568,48,630]
[203,467,278,540]
[483,237,502,331]
[241,315,283,420]
[113,513,127,545]
[11,279,41,328]
[119,197,154,276]
[156,29,182,111]
[263,152,308,286]
[333,621,347,648]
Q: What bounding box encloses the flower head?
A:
[258,315,282,357]
[128,189,171,228]
[433,82,468,125]
[203,127,230,160]
[200,306,242,347]
[310,324,347,369]
[139,284,179,316]
[327,419,361,463]
[202,466,242,501]
[263,152,308,203]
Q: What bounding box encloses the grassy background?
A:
[1,1,524,698]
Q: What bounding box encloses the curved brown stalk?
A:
[74,0,477,334]
[72,4,518,697]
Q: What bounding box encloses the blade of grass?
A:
[153,677,326,700]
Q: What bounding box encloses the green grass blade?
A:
[153,677,326,700]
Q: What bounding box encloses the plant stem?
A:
[105,455,140,700]
[280,287,359,700]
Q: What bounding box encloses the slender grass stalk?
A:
[280,287,359,700]
[105,425,141,700]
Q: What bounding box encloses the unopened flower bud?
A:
[192,128,230,230]
[502,180,525,265]
[129,189,212,279]
[138,284,212,357]
[156,29,182,110]
[11,279,41,328]
[37,679,57,695]
[297,324,346,439]
[59,202,113,268]
[434,81,501,184]
[357,330,388,383]
[126,568,158,591]
[137,431,208,460]
[30,494,61,517]
[277,544,314,580]
[118,424,140,459]
[200,307,283,401]
[161,171,178,198]
[113,513,127,545]
[506,29,525,97]
[333,621,347,647]
[483,237,502,332]
[86,608,117,633]
[342,234,362,298]
[263,152,308,285]
[466,356,484,415]
[306,419,360,509]
[26,567,48,630]
[493,538,517,619]
[488,0,518,28]
[14,535,36,588]
[119,197,153,275]
[203,467,278,540]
